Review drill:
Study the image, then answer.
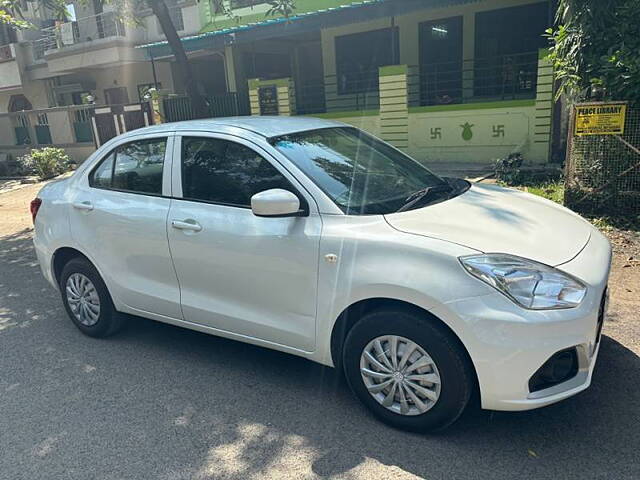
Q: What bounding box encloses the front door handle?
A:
[72,201,94,211]
[171,219,202,232]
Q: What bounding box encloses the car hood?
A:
[384,183,592,266]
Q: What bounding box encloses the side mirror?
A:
[251,189,303,218]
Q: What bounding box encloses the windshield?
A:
[270,127,452,214]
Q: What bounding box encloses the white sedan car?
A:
[32,117,611,431]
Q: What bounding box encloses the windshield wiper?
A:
[396,183,453,213]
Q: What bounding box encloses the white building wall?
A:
[83,61,175,104]
[141,1,201,43]
[407,105,537,163]
[0,59,176,114]
[0,80,51,112]
[47,110,76,144]
[0,117,14,144]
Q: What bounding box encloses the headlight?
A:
[459,254,587,310]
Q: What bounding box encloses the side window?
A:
[89,152,114,188]
[89,138,167,195]
[113,139,166,195]
[181,136,295,207]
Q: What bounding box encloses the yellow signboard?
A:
[575,103,627,136]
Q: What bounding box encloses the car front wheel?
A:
[342,307,474,432]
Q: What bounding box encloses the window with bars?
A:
[335,28,399,95]
[473,2,548,98]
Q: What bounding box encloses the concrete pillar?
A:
[47,110,75,144]
[461,12,475,100]
[277,79,296,116]
[147,88,163,124]
[224,45,238,93]
[532,49,554,161]
[248,79,260,116]
[407,65,420,108]
[247,78,296,116]
[379,65,409,150]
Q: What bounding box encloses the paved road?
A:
[1,183,639,479]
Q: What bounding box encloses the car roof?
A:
[127,116,346,139]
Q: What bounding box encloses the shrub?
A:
[17,147,71,180]
[495,153,563,187]
[494,153,524,185]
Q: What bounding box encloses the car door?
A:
[167,133,321,352]
[68,134,182,320]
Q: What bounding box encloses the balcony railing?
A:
[30,5,187,61]
[419,52,539,106]
[31,11,126,58]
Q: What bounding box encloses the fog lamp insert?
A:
[528,347,579,393]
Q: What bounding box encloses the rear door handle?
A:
[72,201,94,211]
[171,219,202,232]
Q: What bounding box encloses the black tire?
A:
[59,257,124,338]
[342,307,474,432]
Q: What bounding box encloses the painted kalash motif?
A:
[460,122,474,141]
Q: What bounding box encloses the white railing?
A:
[31,11,126,59]
[29,5,185,60]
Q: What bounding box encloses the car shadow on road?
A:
[1,229,639,480]
[122,320,640,479]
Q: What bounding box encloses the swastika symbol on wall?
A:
[430,127,442,140]
[492,125,505,137]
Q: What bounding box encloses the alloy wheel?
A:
[360,335,441,416]
[66,273,101,326]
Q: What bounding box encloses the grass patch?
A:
[524,182,565,204]
[497,179,565,204]
[497,179,640,233]
[588,215,640,233]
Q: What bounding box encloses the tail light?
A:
[30,198,42,224]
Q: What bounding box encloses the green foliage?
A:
[208,0,296,27]
[0,1,31,28]
[546,0,640,103]
[266,0,296,18]
[494,153,524,185]
[17,147,71,180]
[564,128,640,216]
[495,153,563,191]
[0,0,68,28]
[589,215,640,233]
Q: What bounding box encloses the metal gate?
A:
[162,93,243,123]
[565,101,640,215]
[90,103,152,146]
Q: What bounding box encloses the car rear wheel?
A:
[60,257,124,337]
[342,307,474,432]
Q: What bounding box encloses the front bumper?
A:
[430,229,612,411]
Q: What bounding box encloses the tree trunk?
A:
[149,0,208,118]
